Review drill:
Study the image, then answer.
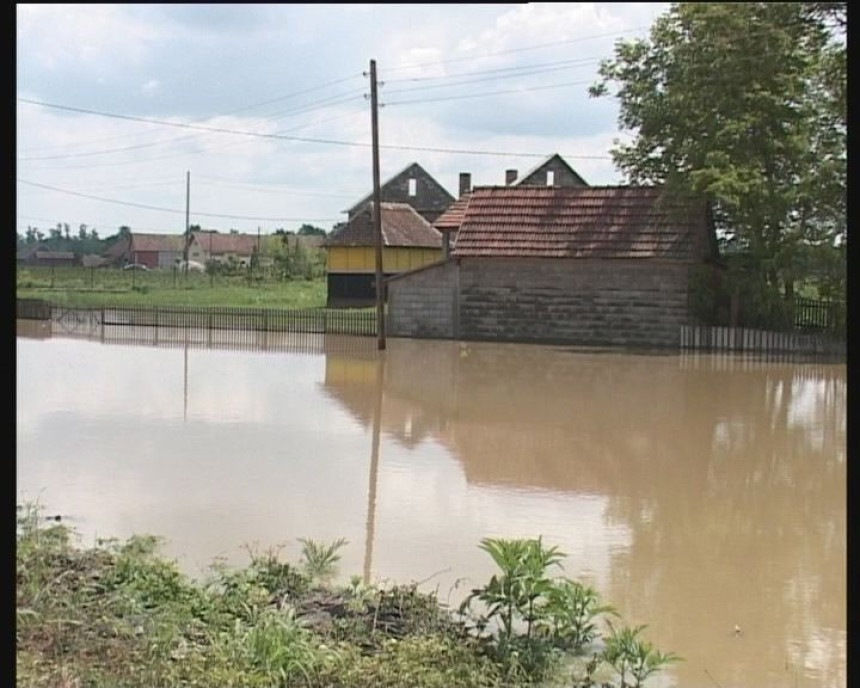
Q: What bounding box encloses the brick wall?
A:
[459,258,689,347]
[387,261,459,339]
[387,257,692,347]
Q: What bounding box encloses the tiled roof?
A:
[191,231,259,256]
[452,186,709,260]
[131,233,186,252]
[433,193,471,232]
[326,203,442,248]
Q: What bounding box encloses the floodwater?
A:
[16,319,846,687]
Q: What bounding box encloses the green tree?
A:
[590,2,846,300]
[297,223,326,237]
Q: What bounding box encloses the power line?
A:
[18,98,611,160]
[383,78,594,106]
[17,179,343,223]
[18,91,366,161]
[383,55,602,84]
[17,106,368,171]
[382,26,650,73]
[17,72,364,156]
[383,63,600,96]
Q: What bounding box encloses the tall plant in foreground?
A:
[602,622,682,688]
[298,537,348,585]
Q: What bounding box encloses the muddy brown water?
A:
[16,321,845,687]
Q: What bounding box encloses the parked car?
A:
[122,263,149,271]
[177,260,206,273]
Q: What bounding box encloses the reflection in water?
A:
[16,323,845,687]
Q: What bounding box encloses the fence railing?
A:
[681,324,845,357]
[17,300,376,338]
[793,296,844,332]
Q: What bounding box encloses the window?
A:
[408,178,417,196]
[546,170,555,186]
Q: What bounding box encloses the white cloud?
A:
[141,79,161,95]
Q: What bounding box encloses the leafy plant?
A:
[545,579,617,653]
[299,537,348,585]
[602,622,682,687]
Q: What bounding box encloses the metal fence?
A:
[793,296,844,332]
[17,300,376,338]
[680,324,845,357]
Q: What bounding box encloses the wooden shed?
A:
[325,203,443,307]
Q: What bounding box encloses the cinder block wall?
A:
[458,258,690,347]
[387,261,459,339]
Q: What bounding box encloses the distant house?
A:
[345,162,454,225]
[103,232,185,268]
[387,185,717,348]
[17,243,77,267]
[325,202,443,307]
[504,153,589,188]
[189,231,261,267]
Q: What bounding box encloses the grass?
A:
[17,266,328,309]
[16,505,679,688]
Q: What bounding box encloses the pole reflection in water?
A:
[363,351,385,584]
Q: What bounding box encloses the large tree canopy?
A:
[590,2,846,298]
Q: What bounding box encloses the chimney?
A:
[459,172,471,197]
[505,169,518,185]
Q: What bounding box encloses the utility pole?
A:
[184,170,190,283]
[370,59,386,350]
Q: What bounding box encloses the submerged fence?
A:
[17,300,376,337]
[680,324,845,357]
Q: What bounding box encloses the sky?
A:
[16,3,669,237]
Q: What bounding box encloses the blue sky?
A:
[16,3,668,236]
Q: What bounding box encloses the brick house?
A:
[103,232,185,268]
[325,202,443,307]
[387,185,717,348]
[345,162,454,225]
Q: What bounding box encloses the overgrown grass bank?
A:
[17,506,678,687]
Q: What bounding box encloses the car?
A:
[123,263,150,271]
[177,260,206,273]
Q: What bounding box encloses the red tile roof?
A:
[452,186,709,260]
[433,193,471,232]
[326,203,442,249]
[191,231,260,256]
[131,233,186,252]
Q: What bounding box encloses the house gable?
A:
[345,162,454,223]
[513,153,588,188]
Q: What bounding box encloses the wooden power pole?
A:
[370,59,386,350]
[184,170,191,281]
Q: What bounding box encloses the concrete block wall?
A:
[387,261,458,339]
[458,258,690,347]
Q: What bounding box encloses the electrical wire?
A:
[17,179,343,223]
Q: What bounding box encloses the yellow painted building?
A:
[325,203,444,306]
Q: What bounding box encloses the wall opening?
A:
[408,178,417,196]
[547,170,555,186]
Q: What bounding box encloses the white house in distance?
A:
[188,230,261,267]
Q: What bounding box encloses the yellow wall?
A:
[326,246,442,273]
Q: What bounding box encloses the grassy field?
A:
[17,266,328,309]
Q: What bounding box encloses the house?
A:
[325,202,443,307]
[103,232,185,268]
[345,162,454,225]
[433,155,588,255]
[503,153,589,188]
[189,231,261,267]
[387,185,717,348]
[17,243,77,267]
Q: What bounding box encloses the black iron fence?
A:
[16,300,376,337]
[793,296,845,333]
